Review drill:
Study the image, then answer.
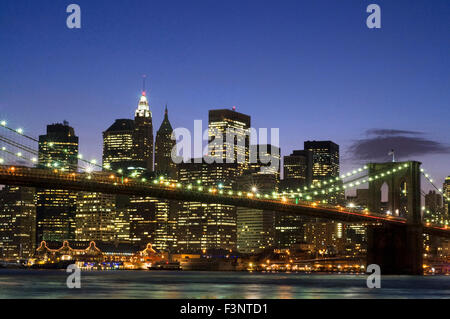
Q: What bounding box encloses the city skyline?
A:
[0,0,449,188]
[1,2,450,298]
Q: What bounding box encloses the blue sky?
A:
[0,0,449,189]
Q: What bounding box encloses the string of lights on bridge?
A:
[0,140,415,205]
[1,119,448,228]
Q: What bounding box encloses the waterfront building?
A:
[36,122,78,243]
[0,186,36,260]
[177,159,240,253]
[75,182,117,242]
[236,173,277,254]
[128,192,178,252]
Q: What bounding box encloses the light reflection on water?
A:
[0,270,449,299]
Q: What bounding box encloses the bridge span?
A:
[0,164,448,240]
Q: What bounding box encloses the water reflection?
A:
[0,270,449,299]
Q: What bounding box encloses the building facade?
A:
[236,173,277,254]
[154,106,177,178]
[444,177,450,218]
[249,144,281,180]
[177,160,240,253]
[208,109,251,174]
[304,141,339,184]
[36,122,78,243]
[103,119,136,173]
[75,186,117,243]
[133,91,154,172]
[282,150,312,190]
[0,186,36,260]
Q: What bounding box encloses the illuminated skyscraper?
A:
[282,150,312,190]
[75,173,117,242]
[303,141,343,254]
[208,108,251,174]
[249,144,281,180]
[128,193,177,251]
[36,122,78,243]
[133,90,154,172]
[38,121,78,171]
[304,141,339,184]
[103,119,136,173]
[236,173,277,254]
[177,159,240,253]
[444,177,450,218]
[0,186,36,259]
[155,106,177,178]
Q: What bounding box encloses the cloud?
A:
[364,129,423,137]
[347,129,450,162]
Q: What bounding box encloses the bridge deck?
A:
[0,165,448,237]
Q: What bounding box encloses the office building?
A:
[282,150,312,190]
[0,186,36,260]
[249,144,281,180]
[36,122,78,243]
[444,177,450,218]
[103,119,136,173]
[304,141,339,184]
[424,190,444,225]
[75,176,116,242]
[236,173,277,254]
[177,159,240,253]
[133,90,154,172]
[208,108,251,174]
[155,106,177,178]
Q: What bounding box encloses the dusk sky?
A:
[0,0,449,190]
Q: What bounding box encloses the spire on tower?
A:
[142,74,147,96]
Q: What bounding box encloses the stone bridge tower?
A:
[366,161,423,275]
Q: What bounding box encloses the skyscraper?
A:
[155,106,177,178]
[303,140,343,254]
[236,173,277,254]
[75,173,117,242]
[36,122,78,243]
[177,159,240,253]
[249,144,281,180]
[424,190,444,225]
[304,141,340,184]
[103,119,136,173]
[444,177,450,218]
[0,186,36,260]
[38,121,78,171]
[282,150,312,190]
[133,91,154,172]
[208,108,251,174]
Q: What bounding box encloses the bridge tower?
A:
[366,161,423,275]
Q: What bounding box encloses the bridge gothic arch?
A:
[367,161,422,225]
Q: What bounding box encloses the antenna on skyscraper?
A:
[142,74,147,95]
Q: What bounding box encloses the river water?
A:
[0,270,449,298]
